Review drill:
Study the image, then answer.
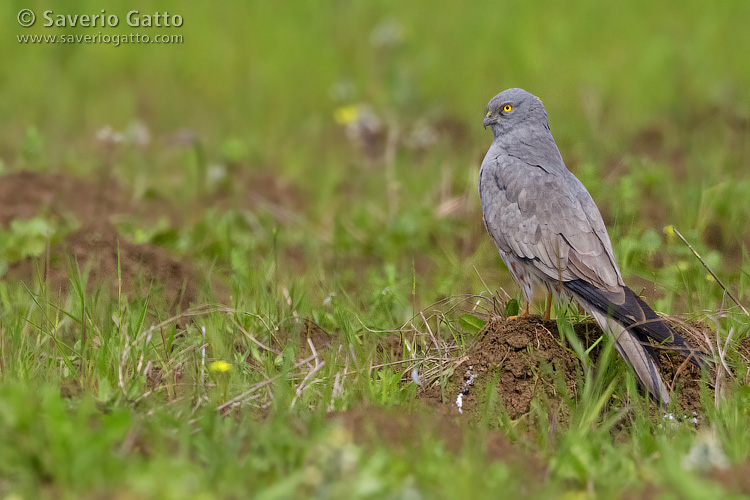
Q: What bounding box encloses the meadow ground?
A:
[1,1,750,498]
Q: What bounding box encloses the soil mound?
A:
[0,171,129,228]
[7,222,199,310]
[424,315,731,421]
[0,171,200,309]
[438,316,583,420]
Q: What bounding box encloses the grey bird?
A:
[479,88,703,404]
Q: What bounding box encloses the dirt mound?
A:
[429,316,582,420]
[0,171,204,309]
[424,316,727,421]
[7,222,199,311]
[0,171,130,228]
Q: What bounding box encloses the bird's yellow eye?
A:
[503,104,513,112]
[486,111,491,118]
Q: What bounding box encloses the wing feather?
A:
[479,154,623,294]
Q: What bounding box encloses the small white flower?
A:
[95,125,124,145]
[406,120,438,150]
[125,121,151,148]
[370,18,404,48]
[207,163,227,183]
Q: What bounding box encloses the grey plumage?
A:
[479,88,703,404]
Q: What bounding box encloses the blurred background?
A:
[1,0,749,319]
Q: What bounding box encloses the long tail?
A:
[564,280,707,405]
[566,280,705,367]
[579,299,670,404]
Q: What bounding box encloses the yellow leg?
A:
[544,292,553,321]
[508,299,531,321]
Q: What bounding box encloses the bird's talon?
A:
[506,311,531,321]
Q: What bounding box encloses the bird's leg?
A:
[508,299,530,321]
[544,292,553,321]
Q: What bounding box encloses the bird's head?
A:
[483,88,549,138]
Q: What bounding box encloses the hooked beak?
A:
[483,114,493,130]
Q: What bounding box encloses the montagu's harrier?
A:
[479,88,703,404]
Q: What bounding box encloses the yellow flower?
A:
[210,360,232,373]
[706,274,716,282]
[334,105,359,125]
[663,225,676,242]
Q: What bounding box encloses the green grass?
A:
[2,0,750,498]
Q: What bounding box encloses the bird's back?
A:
[480,140,624,293]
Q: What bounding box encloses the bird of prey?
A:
[479,88,703,404]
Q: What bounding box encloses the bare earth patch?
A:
[421,315,737,421]
[7,221,199,311]
[0,171,129,228]
[328,405,545,480]
[1,171,201,310]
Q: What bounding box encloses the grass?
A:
[2,0,750,498]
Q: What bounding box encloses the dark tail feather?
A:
[584,305,670,404]
[565,280,706,368]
